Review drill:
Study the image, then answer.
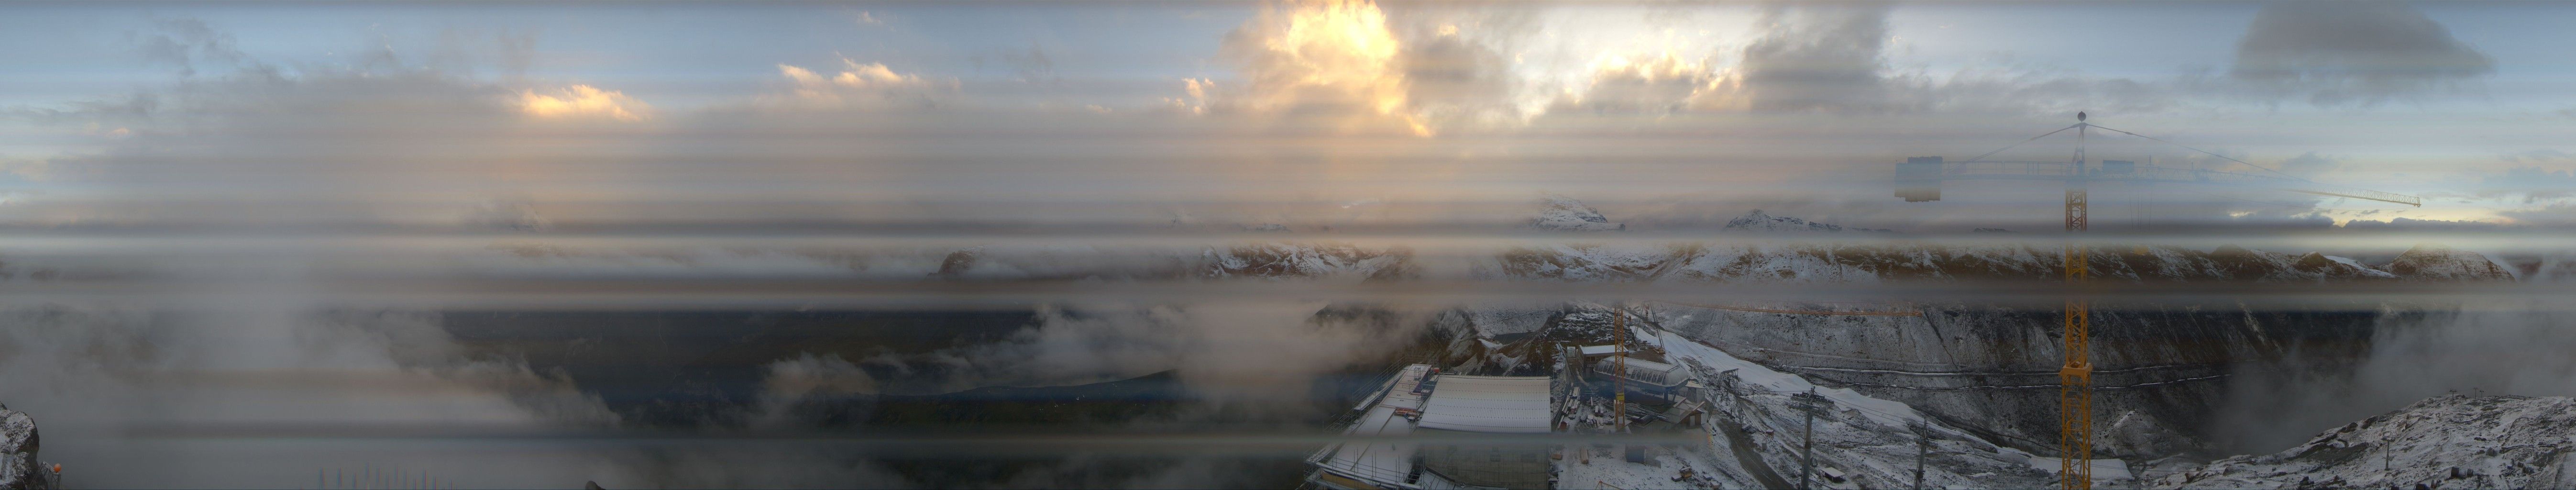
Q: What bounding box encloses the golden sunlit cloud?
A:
[518,85,653,122]
[772,59,955,109]
[1216,0,1431,135]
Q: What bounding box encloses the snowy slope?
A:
[2158,394,2576,489]
[1553,318,2105,490]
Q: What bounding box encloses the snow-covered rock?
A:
[2159,394,2576,489]
[1532,195,1623,231]
[0,402,41,490]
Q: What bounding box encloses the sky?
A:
[0,0,2572,232]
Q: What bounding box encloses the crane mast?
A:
[2059,115,2093,490]
[1895,112,2420,490]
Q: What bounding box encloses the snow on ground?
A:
[1633,319,2184,489]
[1550,322,2097,489]
[1558,446,1734,490]
[2323,255,2400,278]
[2158,394,2576,489]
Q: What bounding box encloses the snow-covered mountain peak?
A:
[1531,195,1622,231]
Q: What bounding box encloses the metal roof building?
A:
[1306,366,1557,490]
[1416,376,1553,434]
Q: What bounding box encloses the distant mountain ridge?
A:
[1724,209,1891,233]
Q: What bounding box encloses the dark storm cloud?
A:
[2231,1,2495,106]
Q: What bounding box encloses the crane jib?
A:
[1893,159,2421,207]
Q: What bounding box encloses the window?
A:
[1487,451,1500,462]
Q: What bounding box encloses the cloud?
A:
[973,43,1058,84]
[1540,3,2172,117]
[518,85,653,122]
[2339,216,2509,231]
[1193,0,1561,134]
[803,301,1428,407]
[2215,299,2576,453]
[2498,149,2570,164]
[1211,0,1430,134]
[2480,167,2576,201]
[2498,204,2576,227]
[1394,27,1526,128]
[2230,1,2494,106]
[132,17,247,78]
[2277,151,2339,177]
[767,59,957,110]
[1554,52,1729,114]
[1732,4,1895,112]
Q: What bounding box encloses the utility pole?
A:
[1797,389,1827,490]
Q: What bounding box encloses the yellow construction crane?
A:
[1895,112,2420,490]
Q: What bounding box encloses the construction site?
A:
[1288,116,2576,490]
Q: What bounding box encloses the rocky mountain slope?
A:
[1,402,43,490]
[2158,394,2576,489]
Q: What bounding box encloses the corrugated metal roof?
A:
[1316,404,1418,486]
[1416,375,1552,434]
